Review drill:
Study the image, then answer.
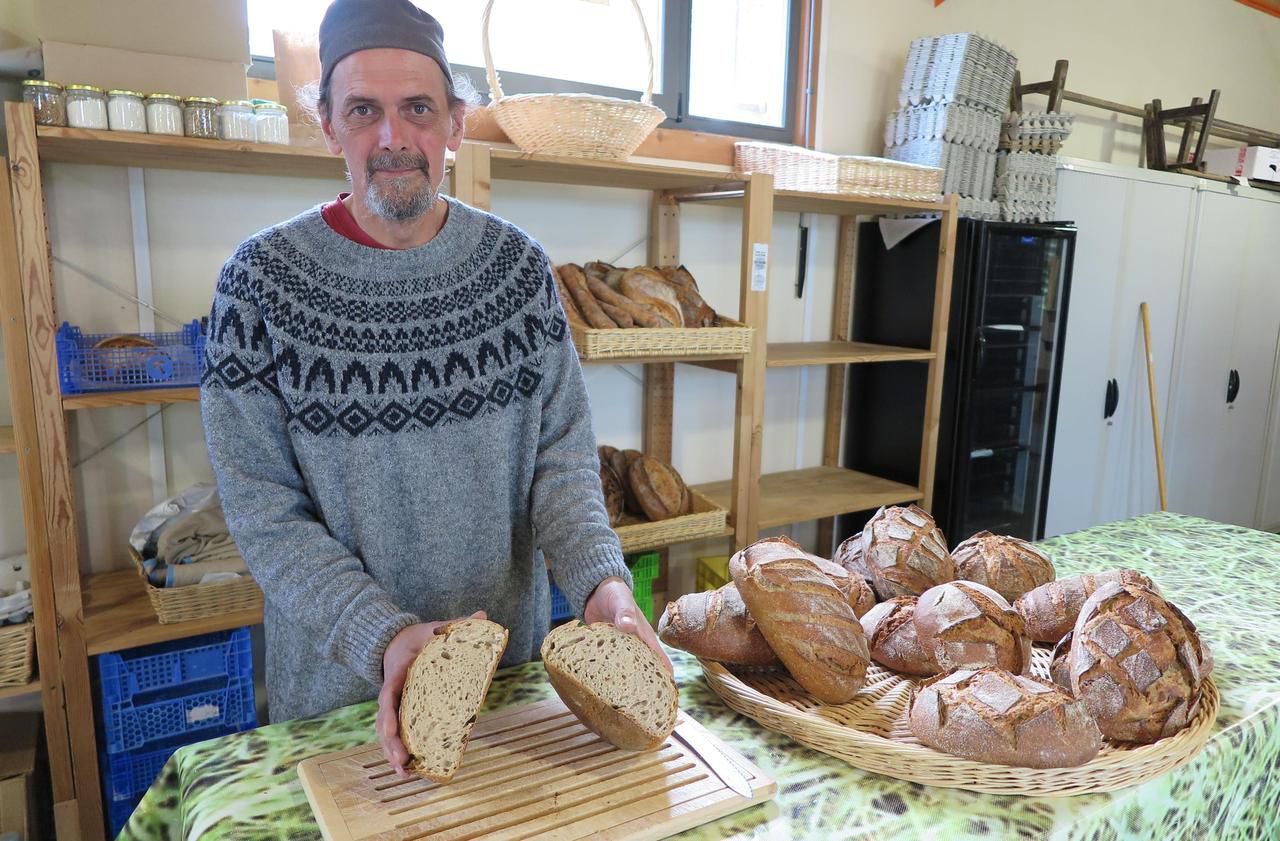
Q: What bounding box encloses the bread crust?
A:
[657,584,780,667]
[1014,569,1156,643]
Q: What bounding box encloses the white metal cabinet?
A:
[1044,164,1193,536]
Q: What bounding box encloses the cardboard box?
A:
[42,41,246,102]
[0,713,42,841]
[1202,146,1280,183]
[21,0,249,65]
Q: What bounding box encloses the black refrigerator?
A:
[840,219,1076,543]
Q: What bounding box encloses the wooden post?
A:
[645,193,680,610]
[917,196,959,512]
[0,154,80,838]
[731,173,772,549]
[452,143,491,211]
[5,101,105,841]
[815,216,858,555]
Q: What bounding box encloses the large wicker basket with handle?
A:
[482,0,666,160]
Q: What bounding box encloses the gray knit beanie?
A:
[319,0,453,89]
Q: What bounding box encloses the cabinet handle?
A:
[1227,369,1241,404]
[1103,378,1119,419]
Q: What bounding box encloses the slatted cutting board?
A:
[297,697,776,841]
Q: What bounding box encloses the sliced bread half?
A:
[398,618,508,783]
[541,620,679,751]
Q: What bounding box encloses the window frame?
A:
[248,0,812,144]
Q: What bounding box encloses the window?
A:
[248,0,807,143]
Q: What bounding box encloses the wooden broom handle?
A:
[1140,302,1168,511]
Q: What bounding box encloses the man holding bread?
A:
[200,0,667,776]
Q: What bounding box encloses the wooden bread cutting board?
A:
[298,697,776,841]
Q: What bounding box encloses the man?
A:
[200,0,667,776]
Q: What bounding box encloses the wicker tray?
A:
[570,316,752,361]
[0,621,34,687]
[700,646,1219,797]
[735,141,838,192]
[129,547,264,625]
[615,489,727,553]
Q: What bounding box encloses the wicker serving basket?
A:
[701,646,1219,797]
[129,547,264,625]
[482,0,666,160]
[571,316,752,361]
[837,156,944,201]
[615,489,726,553]
[734,141,838,192]
[0,621,34,687]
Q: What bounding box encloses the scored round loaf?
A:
[598,462,625,526]
[860,505,955,599]
[610,448,644,514]
[950,531,1056,602]
[1067,582,1208,744]
[914,581,1032,674]
[737,557,870,704]
[728,536,875,618]
[627,455,690,521]
[541,620,679,751]
[1014,569,1157,643]
[909,667,1102,769]
[859,597,939,676]
[834,531,874,583]
[657,583,780,668]
[1050,631,1074,693]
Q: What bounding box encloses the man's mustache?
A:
[367,152,430,177]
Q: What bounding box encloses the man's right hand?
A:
[377,611,487,777]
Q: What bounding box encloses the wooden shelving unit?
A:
[0,679,41,701]
[0,425,14,453]
[2,101,955,839]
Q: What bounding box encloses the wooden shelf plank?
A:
[694,466,922,530]
[766,341,935,367]
[488,147,740,192]
[580,353,743,367]
[0,679,40,701]
[772,189,949,217]
[82,569,263,656]
[62,387,198,410]
[0,426,14,454]
[36,125,347,179]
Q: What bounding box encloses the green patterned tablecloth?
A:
[120,513,1280,840]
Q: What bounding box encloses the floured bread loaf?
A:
[859,597,938,677]
[541,621,679,751]
[1014,569,1156,643]
[950,531,1055,602]
[658,584,780,668]
[914,581,1032,674]
[728,536,875,617]
[909,667,1102,768]
[861,505,955,599]
[620,268,683,327]
[399,619,508,783]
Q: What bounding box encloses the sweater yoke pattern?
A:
[201,213,570,438]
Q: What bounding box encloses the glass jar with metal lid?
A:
[145,94,184,136]
[182,97,220,139]
[66,84,109,130]
[253,102,290,145]
[219,100,256,142]
[22,80,68,127]
[106,90,147,133]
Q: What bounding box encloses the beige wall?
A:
[816,0,1280,165]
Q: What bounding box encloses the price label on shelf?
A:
[751,243,769,292]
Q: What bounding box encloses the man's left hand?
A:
[583,576,673,674]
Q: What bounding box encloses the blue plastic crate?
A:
[100,675,256,755]
[107,789,143,839]
[550,582,572,622]
[101,726,243,803]
[98,628,252,707]
[56,319,205,394]
[549,552,660,623]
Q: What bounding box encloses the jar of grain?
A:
[219,100,256,142]
[22,80,68,127]
[182,97,220,139]
[145,94,184,136]
[107,90,147,133]
[253,102,290,145]
[66,85,109,130]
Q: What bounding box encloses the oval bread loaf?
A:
[729,536,876,617]
[598,462,625,526]
[541,620,679,751]
[1014,569,1156,643]
[861,505,955,599]
[627,455,690,521]
[914,581,1032,674]
[737,557,870,703]
[951,531,1056,602]
[657,583,780,667]
[620,268,683,327]
[834,531,873,582]
[1067,582,1208,744]
[859,597,939,676]
[909,667,1102,768]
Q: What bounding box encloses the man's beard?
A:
[361,151,438,222]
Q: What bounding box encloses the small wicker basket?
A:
[482,0,666,160]
[571,316,752,361]
[130,547,264,625]
[614,489,727,553]
[734,141,838,192]
[0,621,34,687]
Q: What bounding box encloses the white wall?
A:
[816,0,1280,165]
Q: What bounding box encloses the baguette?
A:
[1014,569,1156,643]
[909,667,1102,768]
[583,261,615,285]
[399,619,509,782]
[541,621,679,751]
[551,264,589,330]
[657,583,780,667]
[913,581,1032,674]
[620,269,683,327]
[737,557,869,703]
[951,531,1056,602]
[597,300,635,328]
[559,263,617,329]
[657,265,717,327]
[859,597,939,676]
[586,276,666,328]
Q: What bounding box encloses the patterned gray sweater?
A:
[200,198,628,722]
